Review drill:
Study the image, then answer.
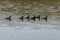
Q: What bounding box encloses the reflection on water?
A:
[0,1,60,30]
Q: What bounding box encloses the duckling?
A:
[43,16,48,21]
[19,16,24,21]
[26,15,30,21]
[36,15,40,20]
[30,16,36,21]
[5,16,11,21]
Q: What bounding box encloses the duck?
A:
[5,16,11,21]
[36,15,40,20]
[43,16,48,21]
[19,16,24,21]
[30,16,36,21]
[26,15,30,21]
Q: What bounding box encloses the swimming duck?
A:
[26,15,30,21]
[43,16,48,21]
[5,16,11,21]
[19,16,24,21]
[30,16,36,21]
[36,15,40,20]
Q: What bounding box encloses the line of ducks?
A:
[5,15,48,21]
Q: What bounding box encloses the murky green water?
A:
[0,1,60,40]
[0,0,60,15]
[0,0,60,30]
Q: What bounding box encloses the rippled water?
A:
[0,1,59,30]
[0,1,60,40]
